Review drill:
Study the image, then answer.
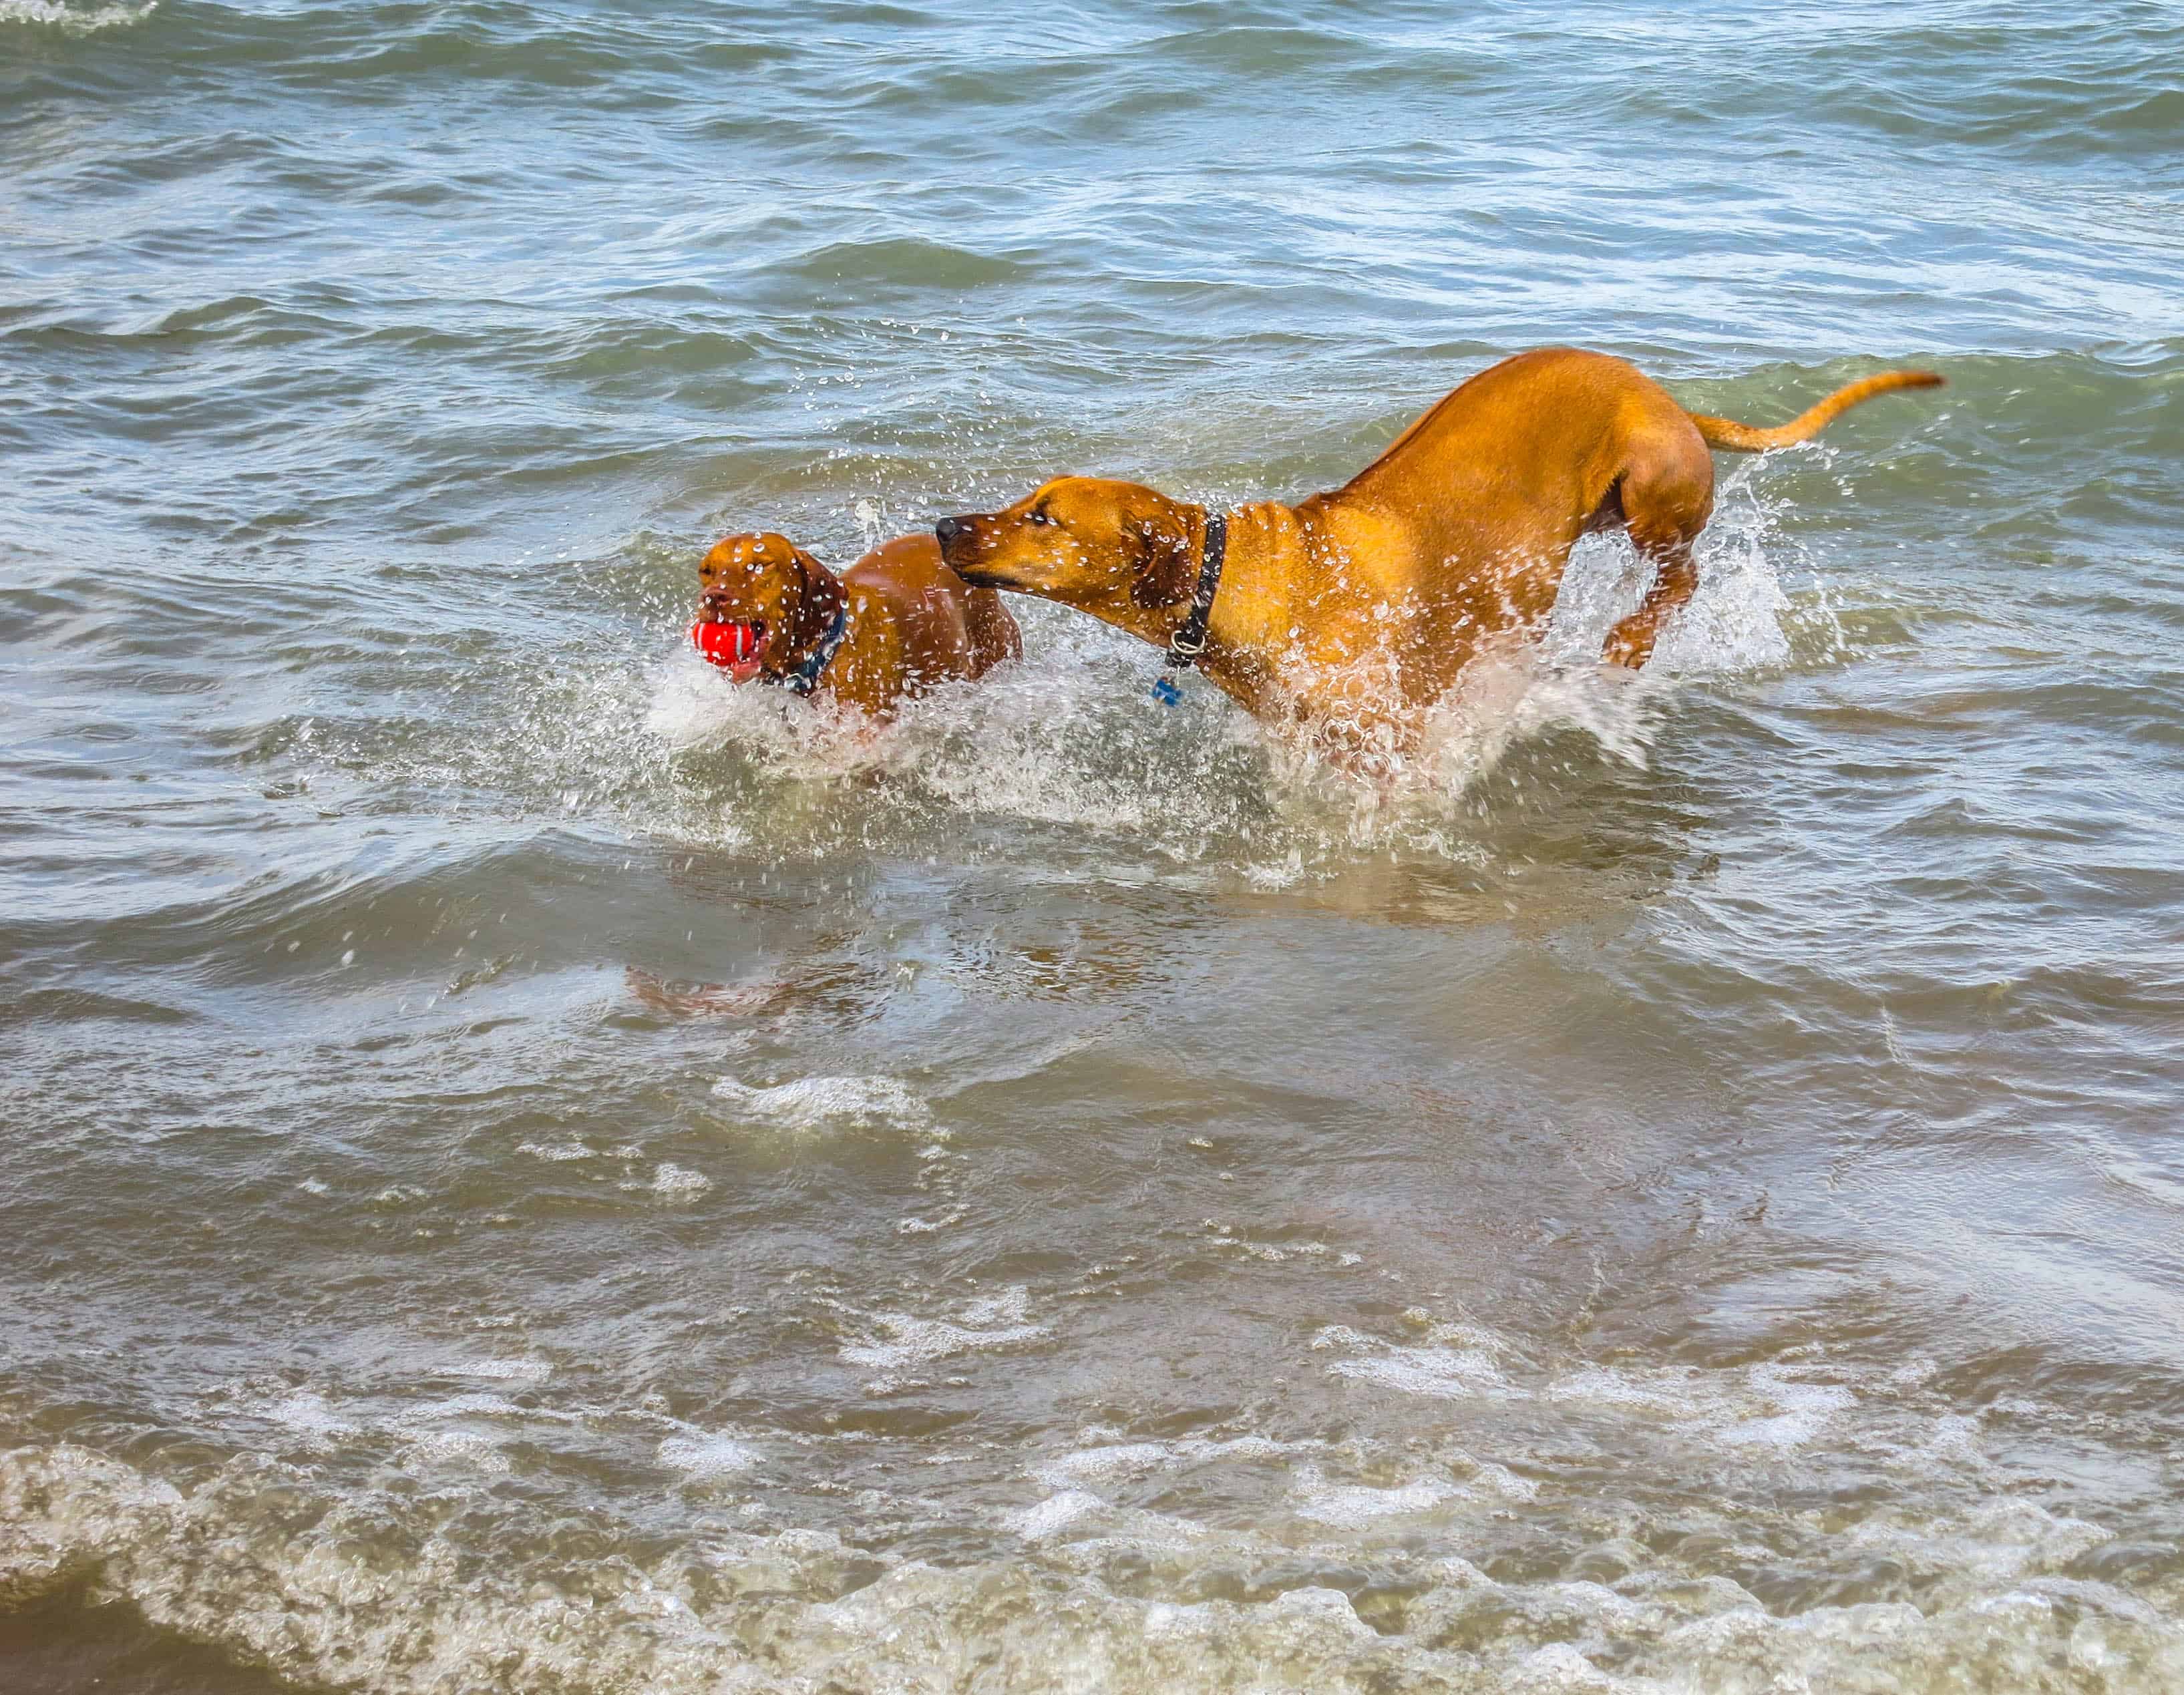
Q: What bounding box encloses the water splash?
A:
[644,607,1674,864]
[306,475,1812,878]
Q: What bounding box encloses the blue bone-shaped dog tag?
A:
[1150,675,1182,707]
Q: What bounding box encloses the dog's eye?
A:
[1028,508,1053,527]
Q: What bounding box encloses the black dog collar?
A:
[1163,508,1228,674]
[777,597,850,697]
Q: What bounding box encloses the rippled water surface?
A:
[6,1,2184,1690]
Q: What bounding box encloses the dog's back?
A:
[846,534,1021,683]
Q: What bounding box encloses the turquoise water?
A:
[5,3,2184,1690]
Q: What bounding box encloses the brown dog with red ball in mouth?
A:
[692,530,1019,717]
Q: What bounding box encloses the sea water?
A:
[5,3,2183,1690]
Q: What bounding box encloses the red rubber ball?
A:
[692,620,758,668]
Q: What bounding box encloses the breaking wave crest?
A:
[7,1324,2181,1695]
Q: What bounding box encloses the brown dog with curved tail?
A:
[694,531,1019,717]
[936,347,1940,745]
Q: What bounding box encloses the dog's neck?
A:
[767,562,851,691]
[1073,498,1304,713]
[1160,507,1228,673]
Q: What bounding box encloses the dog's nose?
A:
[935,516,969,550]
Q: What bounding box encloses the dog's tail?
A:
[1687,369,1944,453]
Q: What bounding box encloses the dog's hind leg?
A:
[1600,443,1714,669]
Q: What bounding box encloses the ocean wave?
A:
[5,1396,2180,1694]
[9,9,2184,1694]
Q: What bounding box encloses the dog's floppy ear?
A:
[787,544,845,640]
[1125,512,1196,611]
[788,541,844,602]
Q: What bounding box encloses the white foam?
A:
[0,0,157,29]
[1034,1435,1292,1489]
[710,1072,932,1136]
[1544,1359,1857,1452]
[658,1433,761,1480]
[516,1139,595,1162]
[451,1356,552,1384]
[1008,1489,1105,1540]
[393,1426,510,1472]
[1313,1320,1947,1482]
[633,1161,711,1199]
[1843,1499,2117,1585]
[1314,1324,1514,1400]
[1509,1641,1618,1690]
[839,1286,1049,1372]
[1543,1365,1690,1414]
[223,1379,590,1482]
[1290,1465,1460,1526]
[1268,1586,1371,1636]
[254,1390,356,1447]
[1039,1442,1174,1484]
[376,1392,582,1475]
[1466,1459,1541,1503]
[396,1392,529,1420]
[1331,1344,1511,1398]
[5,1441,2182,1695]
